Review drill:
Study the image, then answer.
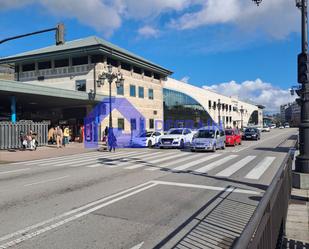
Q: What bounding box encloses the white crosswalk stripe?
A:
[245,156,276,180]
[90,151,165,168]
[215,156,256,178]
[23,152,102,166]
[124,152,180,170]
[144,153,201,171]
[41,150,150,167]
[172,154,222,171]
[194,155,239,174]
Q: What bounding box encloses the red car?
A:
[225,129,242,146]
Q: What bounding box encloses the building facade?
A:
[0,36,263,138]
[163,78,263,129]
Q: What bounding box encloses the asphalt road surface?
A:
[0,128,297,249]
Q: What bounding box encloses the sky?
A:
[0,0,301,113]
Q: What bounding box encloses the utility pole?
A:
[296,0,309,173]
[253,0,309,173]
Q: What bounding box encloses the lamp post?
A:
[97,64,124,129]
[217,99,222,126]
[254,0,309,173]
[240,106,244,130]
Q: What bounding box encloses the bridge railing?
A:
[233,148,295,249]
[0,121,48,150]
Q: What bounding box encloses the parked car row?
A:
[130,126,263,152]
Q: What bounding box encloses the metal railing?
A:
[233,148,295,249]
[0,121,48,150]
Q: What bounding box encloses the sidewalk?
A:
[0,143,96,164]
[284,188,309,249]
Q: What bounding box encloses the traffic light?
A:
[56,23,65,45]
[298,52,309,83]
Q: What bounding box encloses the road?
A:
[0,128,297,249]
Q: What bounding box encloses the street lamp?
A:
[217,99,222,126]
[240,106,245,130]
[253,0,309,174]
[97,64,124,130]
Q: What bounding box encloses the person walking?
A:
[108,129,117,152]
[63,126,70,147]
[56,126,63,149]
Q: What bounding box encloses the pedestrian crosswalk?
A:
[14,149,279,181]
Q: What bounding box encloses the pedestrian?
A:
[56,126,63,148]
[108,129,117,152]
[48,127,55,144]
[63,126,70,147]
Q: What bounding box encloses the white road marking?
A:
[42,151,141,167]
[0,180,261,248]
[130,242,144,249]
[215,156,256,178]
[145,153,201,171]
[171,154,222,171]
[152,180,261,195]
[125,152,182,170]
[245,156,276,180]
[24,176,69,187]
[23,152,102,165]
[110,151,165,168]
[0,168,30,175]
[0,182,156,248]
[194,155,238,173]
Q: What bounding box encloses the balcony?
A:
[15,64,92,81]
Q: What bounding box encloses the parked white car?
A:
[131,131,163,148]
[159,128,194,148]
[261,126,270,132]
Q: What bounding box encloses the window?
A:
[154,73,160,80]
[133,66,142,74]
[72,56,88,66]
[130,119,136,130]
[226,116,229,123]
[130,85,136,97]
[138,86,144,98]
[148,89,154,100]
[91,55,104,63]
[118,118,125,130]
[149,119,154,129]
[76,80,86,92]
[208,100,211,109]
[121,62,131,71]
[144,70,152,77]
[55,58,69,68]
[229,105,232,112]
[22,63,35,72]
[38,61,51,70]
[107,58,118,67]
[213,102,217,110]
[117,84,124,95]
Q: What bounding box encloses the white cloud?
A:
[180,76,190,83]
[137,26,160,38]
[0,0,300,39]
[203,79,296,113]
[170,0,299,39]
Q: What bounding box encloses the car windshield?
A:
[196,130,215,138]
[245,128,256,133]
[168,129,183,135]
[225,130,234,135]
[139,132,152,137]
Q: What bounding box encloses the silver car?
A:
[191,128,226,152]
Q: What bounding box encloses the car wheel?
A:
[191,149,195,152]
[147,140,152,148]
[222,142,226,150]
[180,140,184,149]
